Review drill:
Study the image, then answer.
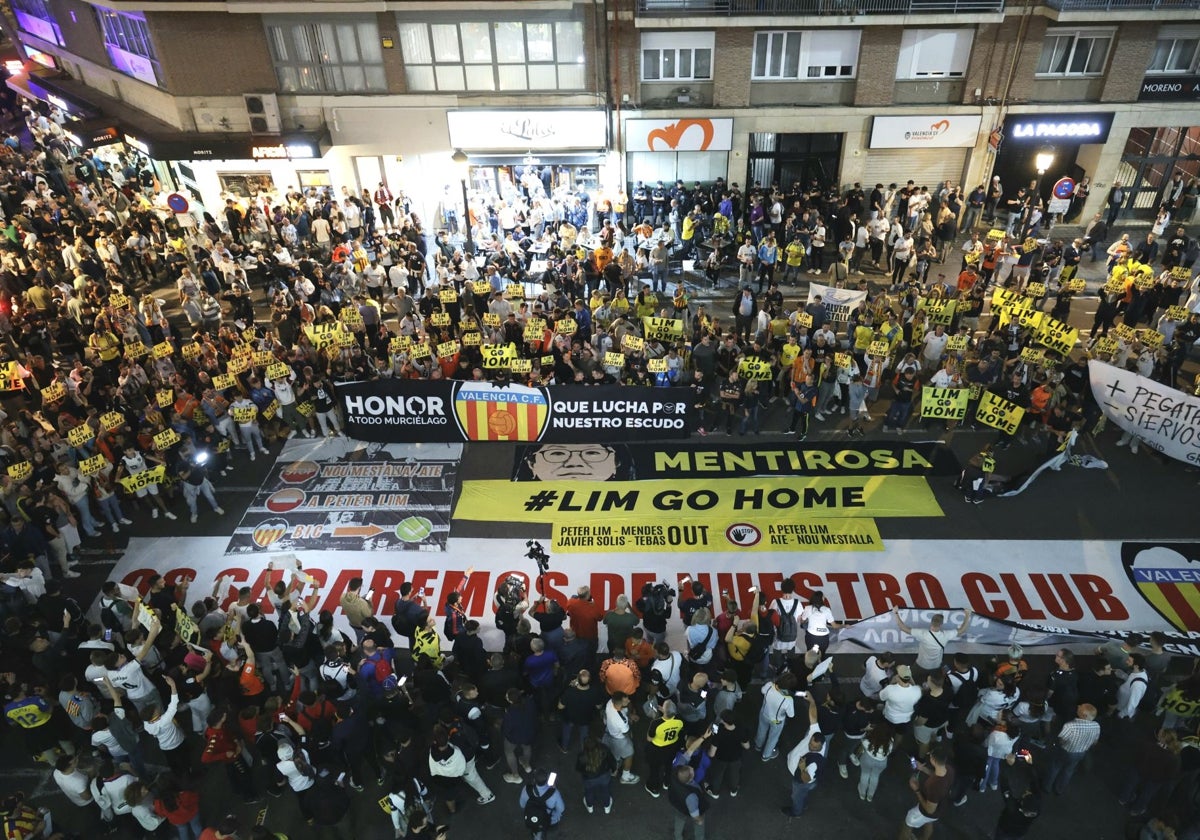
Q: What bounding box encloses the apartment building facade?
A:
[3,0,1198,222]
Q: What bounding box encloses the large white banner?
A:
[807,282,868,323]
[1088,360,1200,466]
[869,115,983,149]
[94,537,1200,653]
[624,118,734,152]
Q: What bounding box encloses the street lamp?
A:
[451,148,473,256]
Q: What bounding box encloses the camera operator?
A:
[494,575,529,654]
[636,582,675,648]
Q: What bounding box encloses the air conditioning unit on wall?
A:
[243,93,281,134]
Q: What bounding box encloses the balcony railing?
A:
[637,0,1005,15]
[1043,0,1199,9]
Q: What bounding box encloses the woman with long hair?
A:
[857,719,897,802]
[576,736,616,814]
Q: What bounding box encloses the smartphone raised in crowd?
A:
[910,757,919,769]
[546,772,557,787]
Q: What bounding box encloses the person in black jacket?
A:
[452,620,488,686]
[667,764,709,839]
[557,669,605,754]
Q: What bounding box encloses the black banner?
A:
[338,380,695,443]
[512,442,960,481]
[225,438,458,554]
[1138,77,1200,102]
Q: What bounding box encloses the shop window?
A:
[297,170,332,188]
[95,9,161,87]
[641,32,714,82]
[896,29,973,79]
[1035,29,1113,77]
[11,0,62,47]
[751,30,859,81]
[265,17,386,94]
[398,20,585,92]
[1146,29,1200,75]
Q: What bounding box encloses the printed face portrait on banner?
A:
[526,443,619,482]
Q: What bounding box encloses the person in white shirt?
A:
[1116,655,1149,720]
[53,755,93,807]
[783,693,825,817]
[1,561,46,603]
[756,673,797,761]
[880,665,923,725]
[650,644,683,695]
[859,653,896,701]
[104,612,162,712]
[892,606,972,674]
[800,591,842,654]
[142,676,187,774]
[276,740,317,805]
[603,692,640,784]
[265,369,308,439]
[89,758,137,822]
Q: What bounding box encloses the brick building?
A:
[2,0,1198,221]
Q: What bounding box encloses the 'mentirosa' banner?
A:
[512,441,959,480]
[338,380,694,443]
[1089,360,1200,465]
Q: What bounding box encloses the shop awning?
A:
[463,152,606,167]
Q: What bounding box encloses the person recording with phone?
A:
[704,709,750,800]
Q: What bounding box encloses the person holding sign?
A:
[116,443,176,520]
[51,462,100,539]
[230,392,270,461]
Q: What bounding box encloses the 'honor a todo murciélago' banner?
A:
[99,537,1200,650]
[336,380,695,443]
[1089,360,1200,466]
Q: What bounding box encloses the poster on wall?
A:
[869,115,983,149]
[218,172,277,199]
[625,118,735,152]
[225,438,461,554]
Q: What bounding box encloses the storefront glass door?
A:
[1116,126,1200,218]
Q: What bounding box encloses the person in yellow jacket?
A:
[681,210,698,260]
[644,700,685,795]
[781,238,806,284]
[412,615,443,667]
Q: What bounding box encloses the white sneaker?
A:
[583,797,594,814]
[119,518,133,525]
[815,412,826,421]
[214,507,225,515]
[259,447,269,454]
[164,511,177,521]
[190,513,198,524]
[620,772,640,785]
[152,509,159,519]
[63,570,81,579]
[112,523,120,534]
[304,430,315,438]
[249,453,256,462]
[287,430,298,440]
[1130,441,1139,454]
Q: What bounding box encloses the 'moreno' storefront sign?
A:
[337,380,694,443]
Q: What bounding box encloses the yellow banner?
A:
[100,411,125,432]
[647,358,668,373]
[919,297,956,326]
[552,518,883,553]
[153,341,174,359]
[975,391,1025,435]
[41,380,66,404]
[622,334,645,352]
[439,289,458,303]
[267,362,291,381]
[0,361,25,390]
[432,312,451,327]
[945,334,969,353]
[1035,314,1078,356]
[456,476,943,524]
[231,405,257,424]
[437,341,459,358]
[181,342,202,361]
[7,460,31,480]
[604,351,625,368]
[511,358,532,374]
[506,283,524,299]
[481,344,517,369]
[227,356,249,375]
[738,358,772,381]
[154,428,182,450]
[1025,282,1046,299]
[920,387,968,420]
[462,331,482,347]
[296,401,315,417]
[67,424,95,447]
[643,317,684,340]
[79,454,108,476]
[555,317,578,336]
[119,464,166,493]
[473,280,492,295]
[482,313,501,327]
[341,307,364,327]
[156,388,174,408]
[411,341,432,358]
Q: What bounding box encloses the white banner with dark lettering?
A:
[95,537,1200,652]
[1088,360,1200,466]
[807,283,869,324]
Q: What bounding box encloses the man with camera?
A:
[636,582,674,648]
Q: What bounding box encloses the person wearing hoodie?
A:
[502,688,539,784]
[428,724,486,813]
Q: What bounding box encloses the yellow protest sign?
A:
[1103,277,1126,296]
[868,340,891,358]
[481,344,517,369]
[119,464,166,493]
[217,439,231,453]
[473,281,492,295]
[124,341,150,359]
[1134,272,1157,291]
[795,312,814,328]
[67,424,95,447]
[482,313,501,328]
[461,331,482,347]
[540,355,555,367]
[1016,308,1044,331]
[231,405,258,424]
[262,399,280,419]
[919,298,956,326]
[153,341,174,360]
[437,341,459,358]
[1021,237,1039,254]
[1093,337,1119,356]
[1026,282,1046,299]
[7,461,31,481]
[99,411,125,432]
[410,341,432,358]
[738,357,772,380]
[0,361,25,390]
[551,518,883,554]
[604,351,625,368]
[305,323,338,348]
[505,283,524,299]
[920,387,969,420]
[388,336,409,354]
[555,317,578,336]
[79,454,108,476]
[212,373,236,391]
[227,356,250,376]
[1112,323,1138,343]
[643,317,684,340]
[242,328,257,344]
[439,289,458,304]
[1019,347,1047,366]
[431,312,451,327]
[172,603,200,645]
[647,358,669,373]
[975,391,1025,435]
[40,380,66,403]
[834,352,854,369]
[1035,315,1078,356]
[523,325,544,342]
[622,335,646,352]
[1063,278,1086,293]
[156,388,174,408]
[296,401,315,417]
[1138,329,1164,348]
[1165,306,1189,322]
[267,362,291,382]
[334,328,355,348]
[511,358,532,374]
[108,292,130,309]
[1170,266,1192,281]
[249,351,272,367]
[180,342,202,362]
[986,229,1006,241]
[340,307,364,328]
[945,335,969,353]
[154,428,182,450]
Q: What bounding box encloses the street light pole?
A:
[1029,144,1055,235]
[451,148,474,257]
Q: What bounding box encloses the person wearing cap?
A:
[892,605,972,678]
[880,665,923,727]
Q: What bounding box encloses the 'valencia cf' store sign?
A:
[337,380,695,443]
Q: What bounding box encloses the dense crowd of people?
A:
[1,93,1199,840]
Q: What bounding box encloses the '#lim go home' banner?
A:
[337,380,695,443]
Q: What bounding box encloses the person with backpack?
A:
[782,693,826,818]
[519,767,564,839]
[946,653,980,733]
[357,638,396,699]
[684,609,718,671]
[666,763,708,840]
[771,579,803,671]
[678,580,713,629]
[636,582,673,647]
[390,582,430,649]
